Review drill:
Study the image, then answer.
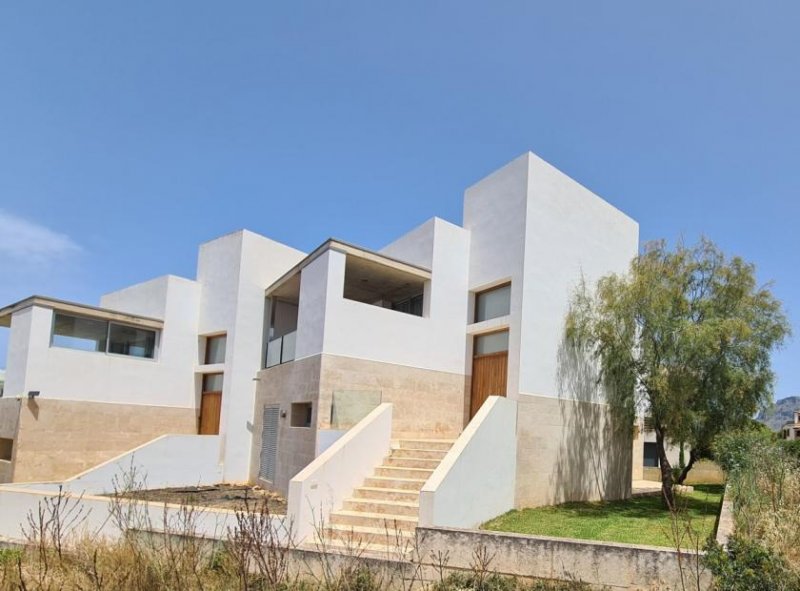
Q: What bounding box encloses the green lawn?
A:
[482,484,724,548]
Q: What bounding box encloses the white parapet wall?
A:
[60,434,223,495]
[419,396,517,528]
[288,403,393,542]
[0,485,288,545]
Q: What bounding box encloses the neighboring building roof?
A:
[265,238,432,297]
[0,296,164,330]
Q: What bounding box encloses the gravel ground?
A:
[112,484,287,514]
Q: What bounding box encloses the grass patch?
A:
[482,484,724,548]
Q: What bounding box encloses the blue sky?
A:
[0,2,798,399]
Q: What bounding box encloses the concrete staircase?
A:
[311,438,455,557]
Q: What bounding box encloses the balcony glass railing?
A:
[265,330,297,368]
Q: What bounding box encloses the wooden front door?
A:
[199,373,223,435]
[470,331,509,418]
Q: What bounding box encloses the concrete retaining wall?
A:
[417,526,711,590]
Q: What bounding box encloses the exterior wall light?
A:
[27,391,40,400]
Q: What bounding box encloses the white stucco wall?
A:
[419,396,517,528]
[62,434,223,494]
[519,154,639,400]
[4,276,200,408]
[463,152,639,402]
[294,218,470,376]
[463,155,529,397]
[201,231,306,482]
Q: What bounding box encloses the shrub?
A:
[704,536,800,591]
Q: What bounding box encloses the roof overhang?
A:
[265,238,431,297]
[0,296,164,330]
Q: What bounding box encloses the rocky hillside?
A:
[757,396,800,431]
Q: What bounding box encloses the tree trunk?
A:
[675,449,698,485]
[655,428,676,510]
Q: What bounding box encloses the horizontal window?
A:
[108,323,156,359]
[475,283,511,323]
[51,313,158,360]
[52,314,107,352]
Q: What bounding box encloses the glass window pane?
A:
[52,313,108,352]
[205,335,226,364]
[202,373,224,392]
[108,323,156,358]
[474,331,509,356]
[475,284,511,323]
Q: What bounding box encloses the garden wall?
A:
[416,526,711,590]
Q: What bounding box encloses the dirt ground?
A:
[113,484,288,514]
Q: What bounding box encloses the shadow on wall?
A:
[552,337,632,503]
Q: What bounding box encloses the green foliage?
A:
[713,429,776,475]
[0,548,21,565]
[704,536,800,591]
[566,238,790,502]
[431,572,591,591]
[778,439,800,461]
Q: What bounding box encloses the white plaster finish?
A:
[419,396,516,528]
[463,153,639,403]
[416,526,711,590]
[295,219,471,377]
[288,403,393,542]
[0,486,287,545]
[196,230,306,482]
[515,394,632,507]
[6,276,200,408]
[518,154,639,401]
[219,232,306,482]
[12,398,197,482]
[61,434,222,494]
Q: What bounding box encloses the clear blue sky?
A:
[0,2,798,399]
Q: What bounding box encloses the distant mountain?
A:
[757,396,800,431]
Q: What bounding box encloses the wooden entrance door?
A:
[470,331,509,418]
[199,373,223,435]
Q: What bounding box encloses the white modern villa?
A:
[0,152,639,541]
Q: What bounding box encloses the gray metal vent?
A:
[259,405,280,483]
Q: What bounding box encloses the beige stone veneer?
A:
[515,394,632,507]
[250,354,468,494]
[9,399,196,482]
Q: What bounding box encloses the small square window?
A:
[205,335,227,365]
[290,402,313,428]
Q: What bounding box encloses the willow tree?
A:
[566,239,790,508]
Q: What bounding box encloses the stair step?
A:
[329,510,418,531]
[390,448,449,460]
[384,457,441,469]
[306,537,413,558]
[375,466,434,479]
[398,439,455,452]
[324,523,415,539]
[363,476,427,491]
[342,498,419,517]
[353,487,420,502]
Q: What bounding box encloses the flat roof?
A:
[0,296,164,330]
[265,238,431,297]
